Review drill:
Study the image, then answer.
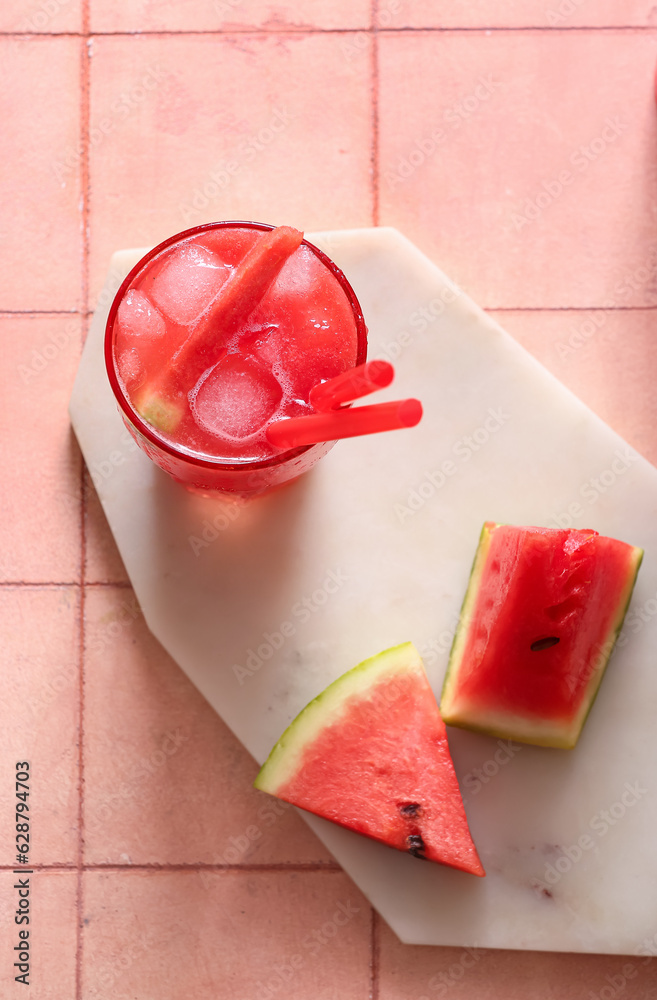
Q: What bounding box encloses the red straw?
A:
[266,398,423,450]
[309,359,394,411]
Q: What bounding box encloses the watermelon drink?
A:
[105,222,367,496]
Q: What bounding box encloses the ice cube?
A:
[117,289,166,341]
[149,242,230,326]
[191,354,282,440]
[267,245,313,296]
[116,346,144,390]
[115,290,167,389]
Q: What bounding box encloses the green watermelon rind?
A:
[440,524,644,750]
[572,543,643,739]
[255,641,424,795]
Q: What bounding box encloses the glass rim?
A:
[104,220,368,473]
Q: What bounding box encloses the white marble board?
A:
[70,228,657,952]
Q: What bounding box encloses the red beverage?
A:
[105,222,367,496]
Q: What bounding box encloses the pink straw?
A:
[266,398,423,450]
[309,360,394,411]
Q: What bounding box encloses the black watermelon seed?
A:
[399,802,421,817]
[407,834,426,858]
[530,636,560,652]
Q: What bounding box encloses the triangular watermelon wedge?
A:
[255,642,485,876]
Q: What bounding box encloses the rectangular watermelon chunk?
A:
[255,642,484,877]
[441,523,643,749]
[135,225,304,433]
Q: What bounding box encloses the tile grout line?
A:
[370,909,380,1000]
[371,0,379,227]
[1,25,656,36]
[355,24,657,33]
[4,305,657,317]
[0,862,343,872]
[0,27,373,38]
[80,29,91,318]
[0,581,132,588]
[76,6,90,1000]
[0,861,344,875]
[85,862,343,871]
[75,495,86,1000]
[486,305,657,313]
[0,864,78,871]
[369,15,380,995]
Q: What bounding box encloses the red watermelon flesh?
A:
[441,523,643,749]
[255,643,484,877]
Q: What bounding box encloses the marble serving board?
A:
[70,228,657,953]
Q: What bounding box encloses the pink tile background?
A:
[378,29,657,308]
[84,473,130,583]
[377,919,657,1000]
[0,37,83,311]
[0,588,80,865]
[0,315,81,582]
[0,0,83,32]
[87,32,374,308]
[82,870,371,999]
[495,308,657,467]
[3,2,657,997]
[83,586,335,865]
[89,0,372,33]
[384,0,657,28]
